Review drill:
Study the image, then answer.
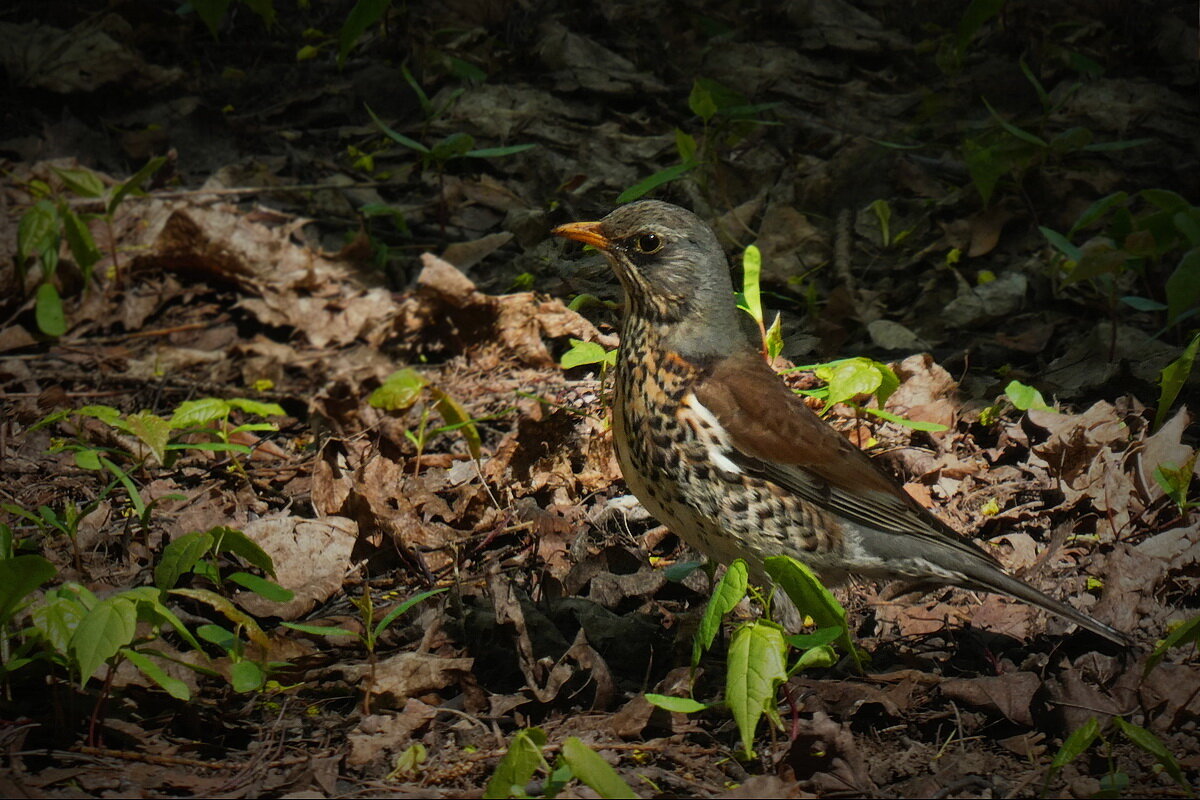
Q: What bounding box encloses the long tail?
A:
[964,562,1133,647]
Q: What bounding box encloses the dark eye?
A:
[634,233,662,254]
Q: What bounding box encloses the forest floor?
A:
[1,1,1198,797]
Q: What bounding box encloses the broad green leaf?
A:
[815,358,883,408]
[129,592,203,653]
[791,643,837,671]
[484,727,548,799]
[0,554,56,624]
[227,572,294,602]
[18,199,59,264]
[71,596,138,683]
[784,626,842,651]
[1051,717,1101,768]
[764,556,861,672]
[52,166,105,198]
[726,620,788,758]
[197,623,237,650]
[120,647,190,700]
[1140,189,1190,213]
[688,80,718,121]
[693,559,748,665]
[740,245,763,326]
[675,128,697,163]
[169,588,269,648]
[126,411,171,464]
[171,398,231,428]
[370,368,428,410]
[560,340,616,369]
[616,163,694,204]
[231,659,265,692]
[76,449,103,470]
[1064,242,1128,285]
[338,0,391,67]
[644,694,712,713]
[1004,380,1053,412]
[35,282,66,337]
[373,587,447,638]
[431,132,475,161]
[32,585,91,655]
[108,156,167,215]
[225,398,286,418]
[160,531,214,590]
[561,737,637,799]
[1166,247,1200,325]
[366,105,429,153]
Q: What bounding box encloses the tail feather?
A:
[963,562,1133,647]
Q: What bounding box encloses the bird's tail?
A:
[962,562,1133,647]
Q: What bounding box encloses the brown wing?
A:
[692,350,1000,565]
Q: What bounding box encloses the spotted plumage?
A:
[553,200,1131,646]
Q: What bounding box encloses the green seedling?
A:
[788,357,949,433]
[370,368,486,465]
[16,157,166,335]
[1155,331,1200,431]
[483,727,637,799]
[1047,715,1193,798]
[284,586,446,712]
[560,339,617,375]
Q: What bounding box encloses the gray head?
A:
[553,200,750,358]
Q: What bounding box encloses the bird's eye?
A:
[634,233,662,254]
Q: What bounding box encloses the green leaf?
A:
[373,587,447,639]
[192,0,233,37]
[962,139,1005,206]
[282,621,359,637]
[1112,718,1191,794]
[560,339,616,369]
[230,659,265,692]
[120,647,190,700]
[52,166,106,198]
[429,387,483,461]
[210,527,275,575]
[225,398,286,418]
[0,554,56,625]
[99,456,146,517]
[370,368,428,410]
[1140,189,1190,213]
[693,559,748,666]
[71,596,138,683]
[109,156,167,215]
[1166,247,1200,325]
[1120,296,1167,312]
[784,626,842,651]
[791,643,837,671]
[662,560,704,582]
[1004,380,1053,412]
[366,104,429,153]
[227,572,294,602]
[763,556,861,672]
[1069,191,1129,237]
[616,163,695,204]
[466,144,537,158]
[1038,226,1082,261]
[338,0,392,67]
[18,199,60,265]
[197,623,237,650]
[982,97,1047,148]
[644,694,712,713]
[560,737,637,799]
[688,80,718,121]
[675,128,697,163]
[129,591,203,653]
[170,398,232,428]
[61,209,101,279]
[431,132,475,162]
[1144,614,1200,678]
[814,357,884,409]
[1154,331,1200,432]
[862,406,949,432]
[155,530,216,590]
[32,584,91,656]
[169,588,269,648]
[76,449,103,470]
[484,727,549,799]
[125,411,171,464]
[726,620,788,758]
[35,282,67,337]
[740,245,763,326]
[1064,242,1129,285]
[955,0,1005,55]
[1050,717,1101,769]
[765,313,784,361]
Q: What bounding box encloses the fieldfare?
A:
[553,200,1131,646]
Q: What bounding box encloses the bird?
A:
[553,199,1132,647]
